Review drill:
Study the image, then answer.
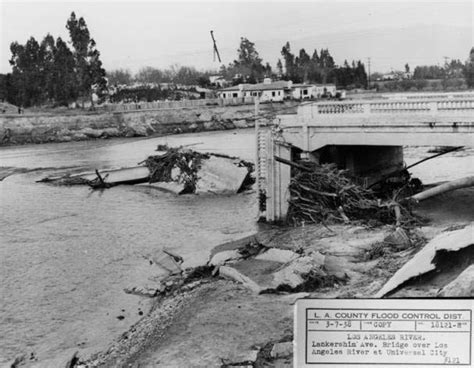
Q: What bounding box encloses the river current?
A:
[1,129,472,363]
[0,130,259,363]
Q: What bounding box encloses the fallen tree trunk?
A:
[409,176,474,203]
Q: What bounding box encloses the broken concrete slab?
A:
[270,342,293,358]
[438,264,474,297]
[136,181,185,195]
[209,249,242,266]
[255,248,299,263]
[219,265,263,293]
[30,349,78,368]
[375,223,474,298]
[79,166,150,185]
[124,284,162,297]
[210,234,259,258]
[271,257,316,289]
[151,250,183,275]
[195,155,249,194]
[228,350,259,364]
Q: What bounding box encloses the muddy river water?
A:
[0,129,472,363]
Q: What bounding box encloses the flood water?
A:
[0,129,472,363]
[0,130,259,363]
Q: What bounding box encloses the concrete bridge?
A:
[256,93,474,221]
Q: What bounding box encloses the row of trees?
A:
[107,42,474,91]
[107,65,216,87]
[2,17,473,108]
[2,12,107,108]
[413,59,465,80]
[217,39,368,88]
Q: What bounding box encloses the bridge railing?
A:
[277,97,474,124]
[383,91,474,100]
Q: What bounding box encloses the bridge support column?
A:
[266,141,292,222]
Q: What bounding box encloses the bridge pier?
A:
[259,95,474,222]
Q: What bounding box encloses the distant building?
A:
[291,83,315,100]
[379,71,412,81]
[209,75,229,88]
[219,79,339,101]
[219,79,292,102]
[291,84,336,99]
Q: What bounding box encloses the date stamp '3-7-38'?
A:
[294,299,473,368]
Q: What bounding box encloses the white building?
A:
[313,84,337,98]
[219,79,292,102]
[291,84,315,99]
[219,79,338,101]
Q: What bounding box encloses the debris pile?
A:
[37,145,254,194]
[286,161,399,226]
[141,148,209,193]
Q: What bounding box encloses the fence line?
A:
[96,97,256,113]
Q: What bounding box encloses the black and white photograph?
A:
[0,0,473,367]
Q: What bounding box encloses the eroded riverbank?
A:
[0,102,297,146]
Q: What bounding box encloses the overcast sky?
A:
[1,0,472,75]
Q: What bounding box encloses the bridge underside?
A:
[281,119,474,152]
[261,99,474,222]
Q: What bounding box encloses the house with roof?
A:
[219,79,292,102]
[219,79,338,101]
[314,84,337,98]
[291,83,315,100]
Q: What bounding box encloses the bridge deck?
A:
[277,97,474,150]
[258,94,474,221]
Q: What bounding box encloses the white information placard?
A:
[294,299,473,368]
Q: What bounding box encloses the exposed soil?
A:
[73,185,474,368]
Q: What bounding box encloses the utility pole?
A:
[210,30,221,63]
[367,57,371,89]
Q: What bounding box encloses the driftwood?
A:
[281,159,411,226]
[409,176,474,203]
[140,148,209,193]
[88,170,112,189]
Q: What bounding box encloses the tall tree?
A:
[234,37,265,82]
[281,42,296,81]
[9,37,45,107]
[276,59,283,76]
[464,47,474,88]
[66,12,107,107]
[319,48,335,83]
[52,37,78,105]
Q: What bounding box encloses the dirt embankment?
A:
[0,103,297,146]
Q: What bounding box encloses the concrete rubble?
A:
[74,216,473,367]
[375,223,473,297]
[124,250,183,298]
[29,350,78,368]
[210,225,394,294]
[270,342,293,359]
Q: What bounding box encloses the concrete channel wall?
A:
[0,102,296,146]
